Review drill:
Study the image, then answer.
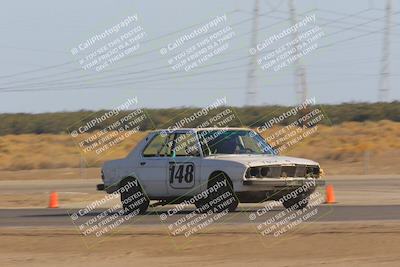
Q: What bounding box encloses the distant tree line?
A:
[0,102,399,135]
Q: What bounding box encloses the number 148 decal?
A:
[169,162,195,189]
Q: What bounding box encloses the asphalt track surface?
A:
[1,205,400,227]
[1,176,399,227]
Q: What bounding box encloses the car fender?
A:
[201,159,247,192]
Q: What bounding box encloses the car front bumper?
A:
[242,178,325,188]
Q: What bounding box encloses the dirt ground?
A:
[0,222,399,267]
[1,169,399,266]
[0,168,100,181]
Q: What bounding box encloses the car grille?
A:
[245,165,320,178]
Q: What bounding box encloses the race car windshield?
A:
[197,130,275,156]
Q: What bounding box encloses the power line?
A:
[0,9,315,89]
[1,8,397,94]
[0,9,241,81]
[0,14,255,88]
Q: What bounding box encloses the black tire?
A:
[120,177,149,214]
[194,199,207,213]
[195,172,239,213]
[282,192,309,210]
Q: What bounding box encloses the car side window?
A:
[142,133,173,157]
[171,133,200,157]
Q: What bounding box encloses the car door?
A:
[167,131,202,197]
[136,132,173,198]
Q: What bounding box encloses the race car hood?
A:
[205,154,319,167]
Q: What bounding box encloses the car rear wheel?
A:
[120,177,149,214]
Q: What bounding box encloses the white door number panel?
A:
[168,162,195,189]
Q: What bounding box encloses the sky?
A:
[0,0,399,113]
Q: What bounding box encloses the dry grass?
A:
[0,120,399,174]
[279,120,400,174]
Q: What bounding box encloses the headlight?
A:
[249,167,259,177]
[245,167,261,178]
[260,167,269,177]
[306,166,320,178]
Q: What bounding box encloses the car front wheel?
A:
[196,172,239,213]
[282,192,309,210]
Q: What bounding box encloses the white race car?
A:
[97,128,325,214]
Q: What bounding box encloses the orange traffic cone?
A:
[48,192,59,208]
[325,185,336,204]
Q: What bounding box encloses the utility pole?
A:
[245,0,260,106]
[289,0,308,104]
[378,0,392,102]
